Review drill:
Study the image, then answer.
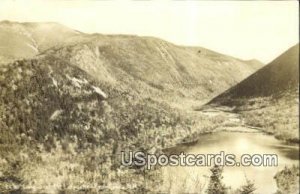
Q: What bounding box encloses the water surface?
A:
[162,132,299,193]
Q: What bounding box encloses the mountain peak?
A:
[209,43,299,102]
[1,20,63,26]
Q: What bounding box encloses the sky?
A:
[0,0,298,63]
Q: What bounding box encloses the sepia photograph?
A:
[0,0,299,193]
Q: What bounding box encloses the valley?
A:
[0,21,298,194]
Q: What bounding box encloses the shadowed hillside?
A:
[207,44,299,143]
[210,44,299,100]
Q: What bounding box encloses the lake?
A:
[161,131,299,194]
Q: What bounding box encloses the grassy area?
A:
[237,91,299,143]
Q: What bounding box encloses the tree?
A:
[206,165,228,194]
[274,165,299,194]
[238,177,256,194]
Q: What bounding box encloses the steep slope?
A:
[210,44,298,99]
[242,59,265,72]
[0,56,165,190]
[0,55,194,149]
[0,21,264,105]
[0,20,84,64]
[0,55,224,192]
[0,21,266,192]
[41,35,264,106]
[207,44,299,142]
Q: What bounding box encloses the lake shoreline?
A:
[164,124,299,153]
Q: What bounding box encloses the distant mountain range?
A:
[0,21,263,105]
[0,20,82,63]
[0,21,268,155]
[6,20,300,192]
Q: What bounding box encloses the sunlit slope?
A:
[0,20,82,63]
[43,35,264,102]
[0,21,263,103]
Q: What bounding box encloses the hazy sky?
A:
[0,0,298,63]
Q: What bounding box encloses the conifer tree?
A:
[206,165,227,194]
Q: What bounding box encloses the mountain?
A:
[207,44,299,143]
[0,21,266,192]
[210,44,299,99]
[0,47,231,193]
[42,36,262,102]
[0,55,192,191]
[0,20,83,64]
[0,21,264,106]
[241,58,265,72]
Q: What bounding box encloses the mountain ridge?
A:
[208,43,299,102]
[1,20,297,193]
[205,43,299,143]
